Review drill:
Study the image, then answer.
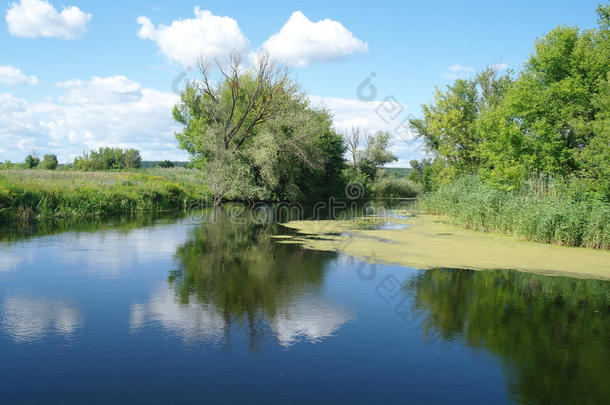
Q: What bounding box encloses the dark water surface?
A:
[0,211,608,404]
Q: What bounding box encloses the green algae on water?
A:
[276,214,610,280]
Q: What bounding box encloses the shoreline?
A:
[276,214,610,280]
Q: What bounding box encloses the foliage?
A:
[370,175,421,198]
[24,155,40,169]
[421,175,610,249]
[73,147,142,171]
[40,154,58,170]
[409,4,610,198]
[173,53,346,203]
[158,160,174,168]
[357,131,398,180]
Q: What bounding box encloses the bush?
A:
[372,177,421,198]
[158,160,174,168]
[40,154,58,170]
[73,147,142,170]
[25,155,40,169]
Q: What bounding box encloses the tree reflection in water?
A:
[403,269,610,404]
[134,208,352,350]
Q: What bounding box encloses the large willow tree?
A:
[173,52,345,204]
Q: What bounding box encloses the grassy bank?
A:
[420,176,609,250]
[0,168,210,222]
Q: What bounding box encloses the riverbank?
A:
[0,169,210,222]
[419,176,610,250]
[277,214,610,280]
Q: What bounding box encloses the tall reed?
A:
[421,175,609,249]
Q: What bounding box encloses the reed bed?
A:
[421,176,610,249]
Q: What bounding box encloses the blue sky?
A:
[0,0,604,164]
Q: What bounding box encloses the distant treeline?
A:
[1,149,190,171]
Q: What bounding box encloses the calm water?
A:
[0,210,609,404]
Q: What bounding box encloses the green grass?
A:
[421,175,610,249]
[0,168,210,222]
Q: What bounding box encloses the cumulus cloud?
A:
[0,65,39,85]
[56,75,143,104]
[442,64,475,79]
[0,76,188,162]
[137,7,249,67]
[263,11,368,67]
[5,0,91,39]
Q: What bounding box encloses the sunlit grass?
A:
[0,168,210,222]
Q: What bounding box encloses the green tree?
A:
[409,67,511,177]
[357,131,398,180]
[123,149,142,169]
[158,160,174,168]
[73,147,143,171]
[40,154,59,170]
[173,52,345,203]
[24,155,40,169]
[476,8,610,189]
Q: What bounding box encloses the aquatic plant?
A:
[421,175,610,249]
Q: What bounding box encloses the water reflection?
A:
[2,295,82,343]
[0,210,609,403]
[270,293,353,347]
[130,285,225,344]
[403,269,610,404]
[144,210,353,348]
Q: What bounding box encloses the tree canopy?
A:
[173,52,346,203]
[409,4,610,198]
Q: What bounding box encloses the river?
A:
[0,209,608,404]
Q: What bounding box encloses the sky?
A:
[0,0,604,166]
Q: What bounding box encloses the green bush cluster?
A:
[73,147,142,170]
[371,177,421,199]
[421,175,610,249]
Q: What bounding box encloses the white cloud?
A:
[442,64,475,80]
[2,295,82,343]
[130,285,225,344]
[0,75,189,163]
[5,0,91,39]
[137,7,249,67]
[263,11,368,67]
[271,295,352,347]
[56,75,142,104]
[0,65,39,85]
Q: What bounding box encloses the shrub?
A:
[372,177,421,198]
[40,154,59,170]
